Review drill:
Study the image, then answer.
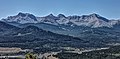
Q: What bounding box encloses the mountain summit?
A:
[2,12,38,24]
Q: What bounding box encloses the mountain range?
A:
[0,12,120,50]
[1,12,120,28]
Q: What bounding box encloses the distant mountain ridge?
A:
[0,21,87,49]
[1,12,120,28]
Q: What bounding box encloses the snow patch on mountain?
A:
[16,32,32,36]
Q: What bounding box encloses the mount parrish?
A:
[1,12,120,28]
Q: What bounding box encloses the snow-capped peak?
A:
[89,13,109,22]
[67,13,117,28]
[17,12,37,21]
[1,12,38,24]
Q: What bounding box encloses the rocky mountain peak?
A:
[46,14,56,18]
[58,14,66,18]
[89,13,109,22]
[89,13,100,17]
[17,12,27,17]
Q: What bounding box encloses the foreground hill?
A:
[0,21,89,52]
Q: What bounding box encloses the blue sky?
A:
[0,0,120,19]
